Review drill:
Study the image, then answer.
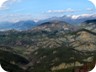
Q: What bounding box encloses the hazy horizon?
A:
[0,0,96,22]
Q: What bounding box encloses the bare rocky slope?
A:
[0,20,95,72]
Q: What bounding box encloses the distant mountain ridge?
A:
[0,20,36,31]
[37,14,96,24]
[0,14,96,31]
[32,20,74,32]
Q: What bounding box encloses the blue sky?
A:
[0,0,96,22]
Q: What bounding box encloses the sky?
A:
[0,0,96,22]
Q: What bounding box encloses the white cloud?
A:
[46,7,96,14]
[89,0,96,8]
[0,0,21,10]
[0,14,37,22]
[86,8,94,11]
[71,13,96,19]
[47,8,76,13]
[0,0,7,7]
[0,0,8,10]
[0,13,96,22]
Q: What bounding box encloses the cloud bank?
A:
[47,8,76,13]
[46,8,95,14]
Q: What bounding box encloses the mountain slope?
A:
[0,20,95,72]
[71,29,96,51]
[81,19,96,32]
[32,20,73,32]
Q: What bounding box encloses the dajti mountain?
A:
[0,18,95,72]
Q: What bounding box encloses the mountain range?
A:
[37,14,96,24]
[0,20,36,31]
[0,16,96,72]
[0,14,96,31]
